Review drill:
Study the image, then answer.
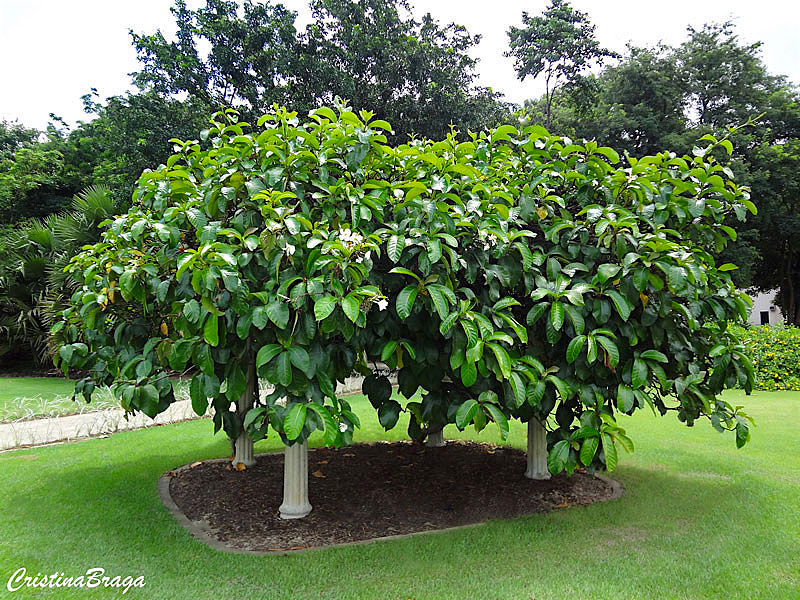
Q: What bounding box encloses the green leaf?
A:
[483,403,509,441]
[563,304,585,335]
[378,339,399,362]
[527,381,546,406]
[284,403,307,440]
[509,373,526,408]
[427,238,442,263]
[189,375,208,416]
[266,300,290,329]
[526,303,549,325]
[460,360,477,387]
[388,235,405,262]
[307,403,338,446]
[487,342,511,379]
[378,401,401,430]
[439,312,459,335]
[203,315,219,346]
[276,352,292,386]
[288,346,311,376]
[389,267,422,282]
[606,290,633,321]
[632,358,649,389]
[140,384,159,415]
[548,439,571,474]
[183,299,201,323]
[342,294,360,323]
[252,306,269,329]
[602,433,618,471]
[397,285,418,320]
[427,284,449,319]
[550,301,565,330]
[596,336,619,367]
[594,263,621,285]
[314,295,337,321]
[617,384,635,412]
[566,335,586,363]
[256,344,283,368]
[640,350,668,363]
[455,399,479,429]
[580,436,599,466]
[225,365,247,402]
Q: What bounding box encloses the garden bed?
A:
[164,440,621,552]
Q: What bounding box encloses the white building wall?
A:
[747,290,783,326]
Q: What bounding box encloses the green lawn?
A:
[0,390,797,599]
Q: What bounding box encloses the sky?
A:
[1,0,799,131]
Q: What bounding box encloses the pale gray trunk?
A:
[425,429,446,447]
[279,439,312,519]
[231,356,257,468]
[525,418,550,480]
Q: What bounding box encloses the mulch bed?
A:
[167,440,616,552]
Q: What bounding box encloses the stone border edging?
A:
[158,449,625,555]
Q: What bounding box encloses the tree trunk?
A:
[425,428,446,447]
[279,439,312,519]
[525,418,550,480]
[231,355,257,468]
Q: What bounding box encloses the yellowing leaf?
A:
[536,207,548,220]
[160,322,169,336]
[234,462,246,471]
[640,292,649,307]
[312,470,326,478]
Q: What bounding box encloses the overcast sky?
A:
[1,0,798,130]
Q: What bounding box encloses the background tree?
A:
[304,0,508,140]
[131,0,302,118]
[0,186,117,365]
[506,0,617,129]
[130,0,510,141]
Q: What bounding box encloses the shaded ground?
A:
[168,440,616,552]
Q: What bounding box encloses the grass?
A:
[0,377,190,422]
[0,377,117,422]
[0,390,797,599]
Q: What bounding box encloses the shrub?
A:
[733,324,800,391]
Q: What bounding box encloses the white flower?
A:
[534,139,546,149]
[339,421,348,432]
[376,298,389,311]
[285,244,296,256]
[339,228,364,246]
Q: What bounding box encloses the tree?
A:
[56,104,754,518]
[677,22,777,129]
[130,0,510,141]
[131,0,302,118]
[304,0,508,140]
[506,0,617,130]
[0,186,117,363]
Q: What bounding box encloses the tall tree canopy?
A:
[130,0,509,141]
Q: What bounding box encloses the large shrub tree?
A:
[56,104,755,517]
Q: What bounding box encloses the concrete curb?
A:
[158,447,626,556]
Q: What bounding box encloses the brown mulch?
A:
[168,440,615,552]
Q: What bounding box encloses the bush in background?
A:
[733,324,800,391]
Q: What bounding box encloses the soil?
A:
[167,440,616,552]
